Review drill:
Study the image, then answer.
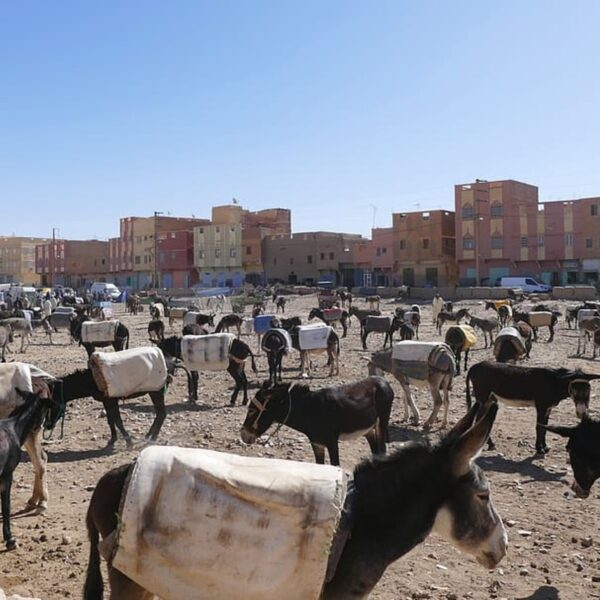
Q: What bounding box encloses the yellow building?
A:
[0,236,50,285]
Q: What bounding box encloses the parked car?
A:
[499,277,552,294]
[89,282,121,301]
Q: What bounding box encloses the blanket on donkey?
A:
[89,347,167,398]
[261,329,293,353]
[493,327,526,358]
[322,308,343,322]
[365,315,391,333]
[242,317,254,335]
[112,446,347,600]
[527,311,552,328]
[183,311,203,327]
[391,341,453,381]
[298,323,332,351]
[578,309,599,325]
[492,300,511,310]
[254,314,277,334]
[151,303,165,318]
[181,333,235,371]
[454,325,477,349]
[81,320,119,343]
[0,362,33,416]
[48,312,73,329]
[169,307,187,319]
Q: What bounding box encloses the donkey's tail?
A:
[465,367,473,409]
[83,506,104,600]
[250,350,258,374]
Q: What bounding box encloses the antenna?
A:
[369,204,378,229]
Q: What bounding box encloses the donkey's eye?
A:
[477,492,490,502]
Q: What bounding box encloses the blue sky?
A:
[2,0,599,239]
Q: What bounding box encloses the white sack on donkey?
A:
[81,320,119,343]
[111,446,347,600]
[181,333,235,371]
[89,347,167,398]
[298,323,333,350]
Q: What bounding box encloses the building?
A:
[455,179,539,285]
[0,236,50,285]
[371,227,395,286]
[351,239,372,287]
[194,204,292,287]
[35,239,109,288]
[455,179,600,285]
[263,231,367,287]
[116,215,209,289]
[392,210,457,287]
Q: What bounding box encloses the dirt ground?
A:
[0,295,599,600]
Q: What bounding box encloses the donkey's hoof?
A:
[6,538,17,551]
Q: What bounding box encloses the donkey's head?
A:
[566,371,600,419]
[541,419,600,499]
[308,308,318,321]
[430,402,508,569]
[240,382,296,444]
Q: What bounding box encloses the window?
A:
[307,255,312,264]
[463,237,475,250]
[230,227,235,233]
[382,247,387,254]
[246,246,251,255]
[273,257,277,265]
[143,255,148,264]
[538,235,544,247]
[229,247,237,258]
[198,250,204,259]
[491,236,503,249]
[376,248,381,257]
[216,227,220,233]
[520,237,528,248]
[290,258,294,265]
[329,252,334,260]
[320,253,325,260]
[199,228,204,234]
[586,238,593,248]
[144,235,148,241]
[592,204,598,216]
[565,233,574,246]
[491,203,503,218]
[399,240,406,250]
[159,252,165,263]
[215,248,221,258]
[462,204,474,219]
[422,239,429,250]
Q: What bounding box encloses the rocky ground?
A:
[0,296,599,600]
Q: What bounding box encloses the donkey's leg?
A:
[310,443,326,464]
[241,367,250,406]
[108,567,155,600]
[227,364,242,405]
[397,377,419,424]
[464,348,469,373]
[104,400,132,448]
[440,380,450,429]
[23,430,48,511]
[147,392,167,440]
[2,473,16,550]
[423,386,443,430]
[326,441,341,466]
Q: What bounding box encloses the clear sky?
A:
[2,0,599,240]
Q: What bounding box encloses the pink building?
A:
[371,227,394,286]
[158,230,197,288]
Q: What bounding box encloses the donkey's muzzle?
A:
[240,427,256,445]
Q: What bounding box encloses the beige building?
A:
[0,236,50,285]
[263,231,366,286]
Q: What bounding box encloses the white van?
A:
[89,282,121,301]
[499,277,552,294]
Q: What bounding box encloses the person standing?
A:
[432,292,444,325]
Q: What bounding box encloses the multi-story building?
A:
[351,239,373,287]
[455,179,600,285]
[455,179,539,285]
[263,231,367,286]
[371,227,395,286]
[392,210,457,287]
[194,204,291,287]
[0,237,50,285]
[35,239,109,288]
[115,215,209,289]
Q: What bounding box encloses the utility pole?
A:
[154,211,164,290]
[51,227,59,288]
[474,180,488,286]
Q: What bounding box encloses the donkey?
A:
[215,313,243,337]
[365,295,381,310]
[58,363,178,447]
[512,309,558,343]
[241,377,394,465]
[308,308,349,338]
[40,311,76,344]
[270,315,302,331]
[261,329,291,384]
[184,311,216,329]
[384,316,415,346]
[275,296,287,313]
[349,306,381,336]
[469,315,499,348]
[494,322,533,363]
[368,344,455,428]
[577,316,600,356]
[0,318,32,353]
[336,289,352,308]
[289,326,340,378]
[0,384,60,550]
[444,325,477,375]
[0,324,13,362]
[158,336,258,405]
[361,315,392,350]
[126,294,141,315]
[84,402,506,600]
[542,418,600,499]
[70,314,130,357]
[147,319,165,342]
[435,308,470,335]
[485,301,512,327]
[465,360,600,454]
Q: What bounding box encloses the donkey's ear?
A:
[448,402,480,439]
[539,423,575,439]
[452,401,499,477]
[15,387,29,399]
